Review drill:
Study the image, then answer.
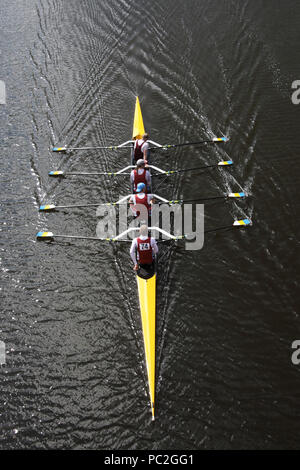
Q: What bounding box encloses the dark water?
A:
[1,0,300,450]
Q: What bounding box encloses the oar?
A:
[39,201,150,211]
[36,219,251,242]
[52,136,227,152]
[204,218,251,233]
[48,161,233,178]
[39,203,114,211]
[52,142,133,152]
[48,170,132,177]
[36,226,184,242]
[160,219,252,242]
[39,192,245,211]
[36,231,184,242]
[153,160,233,176]
[36,227,139,242]
[36,232,113,241]
[149,136,228,150]
[48,165,136,178]
[167,192,246,204]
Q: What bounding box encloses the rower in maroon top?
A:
[137,236,154,265]
[130,159,151,193]
[129,182,155,222]
[134,133,150,163]
[130,225,159,271]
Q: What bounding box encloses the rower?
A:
[129,182,154,221]
[134,133,150,163]
[130,225,158,272]
[131,159,151,193]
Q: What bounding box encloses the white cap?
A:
[136,159,145,167]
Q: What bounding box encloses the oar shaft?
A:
[204,225,235,234]
[149,137,227,150]
[53,234,104,240]
[156,195,228,205]
[52,145,133,151]
[173,164,217,173]
[41,201,134,210]
[153,163,219,175]
[166,140,218,148]
[180,196,227,203]
[55,203,104,209]
[166,192,245,204]
[65,172,131,176]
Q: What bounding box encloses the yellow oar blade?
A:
[136,273,156,421]
[132,96,145,140]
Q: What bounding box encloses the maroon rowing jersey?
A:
[133,169,147,192]
[134,140,144,160]
[133,193,150,211]
[137,237,153,264]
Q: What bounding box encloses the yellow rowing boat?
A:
[41,95,249,423]
[132,97,156,421]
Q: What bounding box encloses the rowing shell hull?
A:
[136,270,156,421]
[132,97,156,420]
[132,96,145,140]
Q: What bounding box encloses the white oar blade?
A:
[39,204,56,211]
[218,160,233,166]
[213,137,228,142]
[228,192,245,198]
[233,219,251,226]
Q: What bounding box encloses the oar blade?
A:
[213,137,228,142]
[39,204,56,211]
[218,160,233,166]
[49,171,64,177]
[228,192,245,198]
[52,147,67,152]
[233,219,251,226]
[36,231,54,239]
